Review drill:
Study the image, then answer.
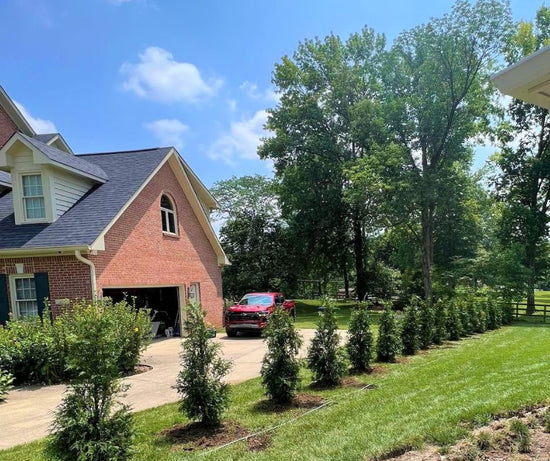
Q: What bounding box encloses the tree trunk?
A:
[420,204,433,305]
[353,216,367,301]
[342,256,350,299]
[526,240,537,315]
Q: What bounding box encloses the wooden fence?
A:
[508,302,549,323]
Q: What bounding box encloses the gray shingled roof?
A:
[0,171,10,186]
[0,147,172,250]
[21,134,108,181]
[32,133,58,144]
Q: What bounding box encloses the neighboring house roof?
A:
[0,171,10,187]
[19,134,108,182]
[491,44,550,109]
[0,147,171,250]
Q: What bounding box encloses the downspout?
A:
[75,250,97,301]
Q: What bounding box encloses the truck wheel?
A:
[226,328,237,337]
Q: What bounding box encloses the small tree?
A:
[46,302,135,461]
[418,299,434,349]
[346,305,374,372]
[307,298,347,387]
[261,307,303,404]
[177,303,232,426]
[432,299,448,345]
[401,304,419,355]
[376,306,402,362]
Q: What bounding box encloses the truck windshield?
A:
[239,295,272,306]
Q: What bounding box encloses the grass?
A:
[293,299,382,330]
[2,322,550,460]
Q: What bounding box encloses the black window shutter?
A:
[0,274,8,325]
[34,272,50,320]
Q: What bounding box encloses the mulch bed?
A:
[133,364,152,375]
[161,421,250,452]
[255,393,327,413]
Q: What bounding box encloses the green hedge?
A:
[0,299,152,385]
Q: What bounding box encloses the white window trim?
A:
[9,274,38,319]
[161,195,178,236]
[21,173,46,221]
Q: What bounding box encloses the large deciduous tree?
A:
[493,7,550,312]
[259,28,388,300]
[384,0,512,303]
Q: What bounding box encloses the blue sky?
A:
[0,0,546,187]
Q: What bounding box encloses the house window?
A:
[161,194,177,235]
[12,275,38,318]
[22,174,45,220]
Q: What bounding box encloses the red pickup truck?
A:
[224,292,296,337]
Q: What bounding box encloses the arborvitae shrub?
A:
[307,298,347,386]
[346,305,374,372]
[46,302,135,461]
[261,307,303,404]
[401,304,419,355]
[472,297,487,334]
[418,299,434,349]
[177,303,232,426]
[432,299,448,345]
[502,301,515,325]
[459,297,474,336]
[376,306,402,362]
[446,300,463,341]
[486,297,500,330]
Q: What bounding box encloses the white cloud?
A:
[145,119,189,149]
[240,81,280,104]
[208,110,271,165]
[14,101,57,133]
[121,47,223,103]
[226,98,237,112]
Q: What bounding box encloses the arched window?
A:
[160,194,177,235]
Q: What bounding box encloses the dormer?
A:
[0,133,108,225]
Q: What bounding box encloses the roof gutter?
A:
[75,250,97,301]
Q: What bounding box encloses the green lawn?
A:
[293,299,382,330]
[2,323,550,460]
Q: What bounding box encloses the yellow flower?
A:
[134,327,139,333]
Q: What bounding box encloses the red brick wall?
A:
[0,104,18,148]
[90,161,224,327]
[0,256,92,317]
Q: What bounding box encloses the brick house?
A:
[0,86,228,330]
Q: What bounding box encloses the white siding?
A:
[52,172,94,218]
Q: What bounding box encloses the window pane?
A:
[160,195,173,210]
[168,212,176,234]
[25,197,46,219]
[18,300,38,317]
[161,209,168,232]
[22,175,43,197]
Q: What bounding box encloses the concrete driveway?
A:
[0,329,317,450]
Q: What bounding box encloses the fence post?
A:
[544,305,547,324]
[516,302,519,319]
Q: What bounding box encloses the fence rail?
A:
[508,302,549,323]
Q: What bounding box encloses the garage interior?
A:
[102,287,181,337]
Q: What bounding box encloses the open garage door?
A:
[102,286,182,337]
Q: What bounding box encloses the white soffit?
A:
[491,45,550,109]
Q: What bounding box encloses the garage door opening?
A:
[102,287,181,337]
